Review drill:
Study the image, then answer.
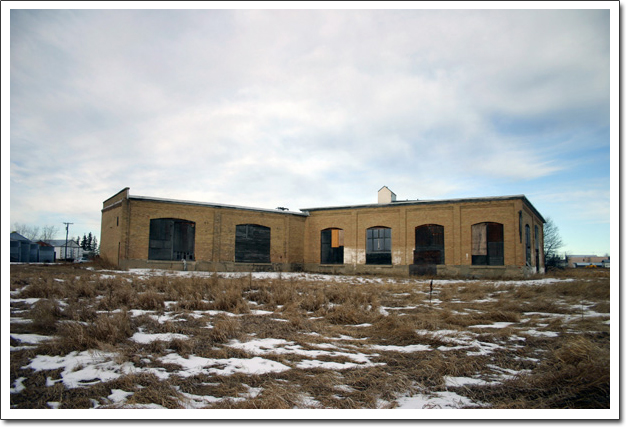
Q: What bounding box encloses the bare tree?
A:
[12,223,40,241]
[12,223,59,241]
[39,225,59,241]
[543,217,564,267]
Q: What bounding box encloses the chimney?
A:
[378,186,397,204]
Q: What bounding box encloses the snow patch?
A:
[523,330,559,338]
[396,391,484,409]
[11,333,53,344]
[445,376,492,387]
[369,344,431,353]
[130,332,189,344]
[159,353,290,376]
[11,377,27,394]
[27,351,134,389]
[108,389,134,403]
[469,322,514,329]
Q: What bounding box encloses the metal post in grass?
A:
[430,279,433,304]
[581,300,585,320]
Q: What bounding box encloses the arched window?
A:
[149,218,195,261]
[366,226,392,265]
[414,224,445,265]
[525,224,532,266]
[321,228,344,264]
[471,222,504,266]
[235,224,271,263]
[535,225,541,269]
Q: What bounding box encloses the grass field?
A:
[8,262,611,412]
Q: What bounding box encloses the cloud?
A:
[533,185,610,225]
[8,8,611,251]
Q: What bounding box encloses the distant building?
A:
[101,187,546,278]
[35,241,56,263]
[43,239,84,261]
[10,232,55,263]
[566,255,610,269]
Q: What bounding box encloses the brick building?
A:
[101,187,545,278]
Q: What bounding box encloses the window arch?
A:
[149,218,195,261]
[321,228,344,264]
[471,222,504,266]
[235,224,270,263]
[414,224,445,265]
[366,226,392,265]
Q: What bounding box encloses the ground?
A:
[8,263,611,415]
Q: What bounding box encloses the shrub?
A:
[136,290,166,310]
[325,302,379,325]
[55,311,135,351]
[29,298,63,334]
[211,286,249,314]
[19,278,66,300]
[371,315,420,345]
[208,314,242,343]
[91,311,134,345]
[299,289,327,313]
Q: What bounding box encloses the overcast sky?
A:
[5,3,616,256]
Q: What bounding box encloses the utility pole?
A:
[63,222,73,260]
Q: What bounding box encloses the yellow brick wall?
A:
[303,199,542,269]
[121,199,305,264]
[304,210,357,264]
[457,200,518,266]
[406,206,455,265]
[100,204,123,264]
[101,190,544,275]
[125,200,215,262]
[520,200,544,270]
[287,215,307,264]
[100,188,130,264]
[217,209,303,264]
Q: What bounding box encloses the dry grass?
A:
[9,264,611,410]
[463,335,610,409]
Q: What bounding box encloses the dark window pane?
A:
[366,227,392,264]
[384,236,391,252]
[472,222,503,266]
[535,226,540,250]
[235,224,270,263]
[320,228,344,264]
[149,218,195,261]
[487,222,504,243]
[414,225,445,266]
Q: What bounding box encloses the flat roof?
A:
[113,189,545,223]
[129,195,309,217]
[302,195,546,223]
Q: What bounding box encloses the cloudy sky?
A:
[5,3,616,256]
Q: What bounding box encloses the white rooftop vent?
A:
[378,186,397,204]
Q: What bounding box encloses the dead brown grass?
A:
[464,335,610,409]
[29,298,63,334]
[120,373,186,409]
[32,310,136,355]
[9,264,611,410]
[207,314,243,343]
